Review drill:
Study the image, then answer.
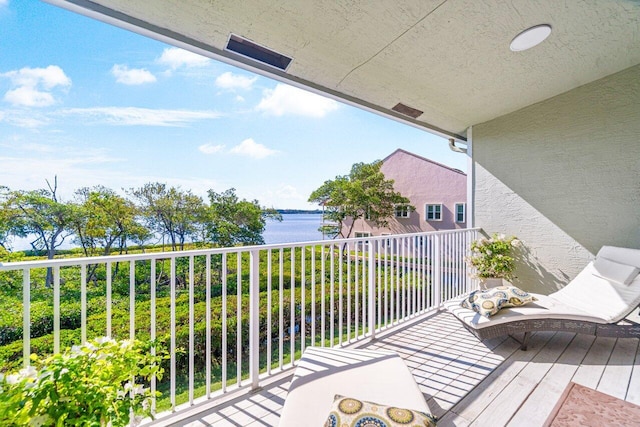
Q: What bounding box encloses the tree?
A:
[204,188,282,247]
[128,183,205,251]
[309,160,413,238]
[6,178,77,285]
[72,186,149,257]
[0,186,15,250]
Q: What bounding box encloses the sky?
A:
[0,0,467,211]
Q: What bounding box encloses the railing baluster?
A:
[150,259,157,414]
[267,249,272,375]
[354,242,359,338]
[290,247,295,364]
[222,253,228,393]
[188,255,195,405]
[338,244,343,345]
[311,246,316,346]
[81,264,87,344]
[329,244,334,346]
[321,245,325,346]
[237,252,242,386]
[22,268,30,367]
[170,257,176,412]
[301,247,306,354]
[368,241,375,338]
[205,254,211,398]
[347,242,351,342]
[106,261,112,338]
[53,266,60,354]
[278,248,284,369]
[130,261,135,341]
[249,249,260,389]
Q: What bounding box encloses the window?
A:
[395,204,410,218]
[425,204,442,221]
[354,232,371,238]
[455,203,466,223]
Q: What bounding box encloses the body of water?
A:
[263,213,326,244]
[8,213,327,252]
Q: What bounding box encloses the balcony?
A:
[165,311,640,426]
[2,228,638,426]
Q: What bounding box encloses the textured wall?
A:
[473,64,640,294]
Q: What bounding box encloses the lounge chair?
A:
[444,246,640,350]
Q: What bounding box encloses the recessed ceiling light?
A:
[510,24,552,52]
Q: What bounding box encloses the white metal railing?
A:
[0,228,478,422]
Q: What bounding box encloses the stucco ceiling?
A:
[48,0,640,142]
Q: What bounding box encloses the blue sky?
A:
[0,0,466,210]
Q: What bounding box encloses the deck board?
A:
[160,311,640,427]
[505,334,594,427]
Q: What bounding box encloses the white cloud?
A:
[215,72,257,90]
[58,106,221,126]
[230,138,277,159]
[198,143,225,154]
[1,65,71,107]
[256,84,339,118]
[0,1,8,8]
[4,86,55,107]
[276,184,303,200]
[157,47,211,70]
[111,64,156,85]
[0,110,49,128]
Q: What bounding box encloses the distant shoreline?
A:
[275,209,323,214]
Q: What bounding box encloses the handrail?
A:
[0,227,479,422]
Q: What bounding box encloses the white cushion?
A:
[597,246,640,269]
[550,261,640,323]
[444,293,604,330]
[278,347,429,427]
[592,257,639,285]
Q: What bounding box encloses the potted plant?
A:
[466,233,520,288]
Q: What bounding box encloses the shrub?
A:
[0,337,165,427]
[466,233,520,280]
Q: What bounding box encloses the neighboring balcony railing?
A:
[0,228,478,421]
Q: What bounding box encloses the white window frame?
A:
[425,203,443,221]
[394,204,410,218]
[455,203,466,223]
[354,232,372,238]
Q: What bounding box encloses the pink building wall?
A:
[344,149,467,237]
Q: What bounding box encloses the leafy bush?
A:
[466,233,520,280]
[0,337,165,427]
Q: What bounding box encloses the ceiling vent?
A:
[391,103,423,119]
[225,34,292,71]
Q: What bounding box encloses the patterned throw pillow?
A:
[325,395,437,427]
[460,285,537,317]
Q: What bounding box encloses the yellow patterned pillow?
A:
[325,395,437,427]
[460,285,537,317]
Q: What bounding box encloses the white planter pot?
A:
[480,278,508,289]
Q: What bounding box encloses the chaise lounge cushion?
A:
[551,260,640,323]
[592,257,639,285]
[279,347,431,427]
[444,293,603,330]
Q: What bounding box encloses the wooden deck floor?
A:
[163,310,640,426]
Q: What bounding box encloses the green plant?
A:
[467,233,520,280]
[0,337,165,427]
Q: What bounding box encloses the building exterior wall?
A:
[346,149,467,237]
[472,64,640,294]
